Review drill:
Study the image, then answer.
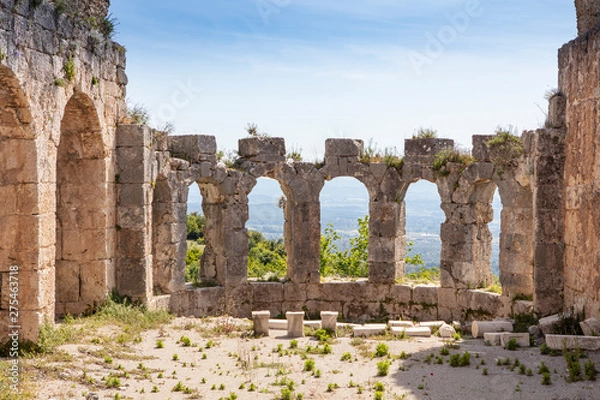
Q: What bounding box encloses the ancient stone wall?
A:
[560,2,600,320]
[0,0,125,340]
[115,131,540,323]
[2,0,600,341]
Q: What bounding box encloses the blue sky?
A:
[110,0,576,160]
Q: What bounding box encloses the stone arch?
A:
[434,162,498,290]
[246,177,289,280]
[196,180,226,284]
[493,176,534,298]
[320,176,370,278]
[0,66,36,267]
[55,92,111,316]
[400,179,446,273]
[0,66,48,340]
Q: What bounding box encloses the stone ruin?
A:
[0,0,598,341]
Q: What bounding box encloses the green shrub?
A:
[179,336,191,347]
[374,343,389,358]
[376,360,390,376]
[449,352,470,367]
[584,360,597,381]
[541,372,552,385]
[505,338,519,351]
[303,359,315,372]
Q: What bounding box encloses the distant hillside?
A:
[188,178,502,275]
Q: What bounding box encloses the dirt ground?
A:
[16,317,600,400]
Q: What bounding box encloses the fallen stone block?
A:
[269,319,287,330]
[406,327,432,337]
[353,324,387,337]
[539,314,564,335]
[419,321,445,329]
[391,326,431,338]
[252,311,270,336]
[499,333,530,348]
[472,321,513,338]
[304,320,321,330]
[483,332,503,346]
[438,323,457,338]
[545,334,600,351]
[286,311,305,337]
[580,318,600,337]
[388,321,414,328]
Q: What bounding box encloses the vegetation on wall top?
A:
[433,148,475,177]
[486,126,523,170]
[412,127,438,139]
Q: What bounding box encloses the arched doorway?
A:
[55,93,110,316]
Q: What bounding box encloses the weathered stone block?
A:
[499,332,530,347]
[116,124,152,147]
[286,311,304,337]
[354,324,386,337]
[472,135,495,161]
[575,0,600,35]
[413,285,438,306]
[252,282,284,303]
[389,320,414,328]
[321,311,338,332]
[438,323,457,338]
[545,334,600,351]
[472,320,513,338]
[580,318,600,336]
[116,146,152,184]
[324,138,364,157]
[391,285,412,304]
[369,262,399,284]
[168,134,217,162]
[483,332,503,346]
[238,137,285,161]
[252,310,270,336]
[404,138,454,161]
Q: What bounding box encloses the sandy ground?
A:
[20,317,600,400]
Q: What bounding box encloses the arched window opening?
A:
[488,188,502,293]
[404,180,444,282]
[319,177,369,279]
[185,183,205,285]
[247,177,287,281]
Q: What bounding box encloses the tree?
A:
[247,230,287,280]
[186,212,206,243]
[320,216,369,278]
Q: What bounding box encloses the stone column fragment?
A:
[252,310,271,336]
[286,311,305,337]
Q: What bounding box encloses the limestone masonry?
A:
[0,0,598,341]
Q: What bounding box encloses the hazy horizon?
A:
[188,177,502,275]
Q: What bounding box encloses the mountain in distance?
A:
[188,178,502,275]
